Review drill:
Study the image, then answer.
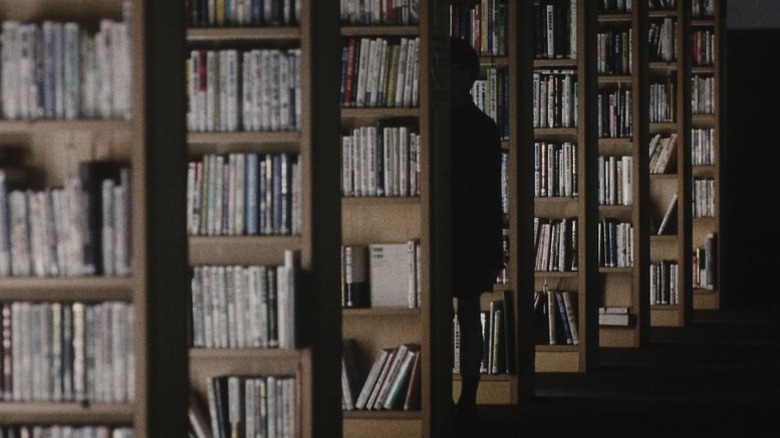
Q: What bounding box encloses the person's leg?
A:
[456,292,483,417]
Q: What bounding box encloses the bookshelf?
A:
[338,2,432,437]
[0,0,189,435]
[596,1,650,348]
[531,0,598,373]
[647,0,692,327]
[690,0,723,310]
[448,0,535,405]
[185,2,342,437]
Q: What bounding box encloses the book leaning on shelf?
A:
[353,343,421,411]
[656,192,678,235]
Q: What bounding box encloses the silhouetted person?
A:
[449,37,504,428]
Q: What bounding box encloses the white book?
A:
[9,190,31,276]
[369,243,414,308]
[0,171,13,276]
[657,192,678,235]
[394,38,408,107]
[402,37,417,107]
[1,21,20,119]
[278,249,300,349]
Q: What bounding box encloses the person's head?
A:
[450,37,480,100]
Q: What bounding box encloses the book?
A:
[207,375,230,438]
[371,343,411,409]
[489,300,504,374]
[403,347,422,410]
[368,242,415,308]
[657,192,678,235]
[354,347,391,410]
[546,287,557,345]
[560,290,580,345]
[365,347,397,410]
[342,245,370,308]
[277,249,301,349]
[382,346,420,410]
[554,290,573,345]
[341,339,361,410]
[598,306,631,326]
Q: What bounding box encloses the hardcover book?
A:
[368,242,416,308]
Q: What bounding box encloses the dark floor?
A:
[468,304,780,437]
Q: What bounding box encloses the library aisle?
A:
[469,305,780,437]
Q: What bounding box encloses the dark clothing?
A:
[450,100,504,298]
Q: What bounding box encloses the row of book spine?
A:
[186,48,302,133]
[692,232,716,289]
[648,17,675,62]
[339,36,420,109]
[648,132,678,174]
[340,241,421,309]
[340,0,420,25]
[344,342,420,411]
[533,0,578,60]
[0,426,133,437]
[187,0,301,27]
[596,87,633,138]
[596,28,633,76]
[205,374,297,438]
[0,301,134,403]
[691,128,714,165]
[452,290,516,375]
[534,217,578,272]
[691,28,716,66]
[0,163,131,278]
[471,67,510,140]
[340,123,421,197]
[650,260,679,305]
[598,218,634,268]
[649,81,675,123]
[691,0,715,17]
[533,287,580,346]
[449,1,508,56]
[598,155,633,206]
[691,74,715,114]
[186,152,300,237]
[598,0,632,13]
[535,141,578,198]
[0,16,132,121]
[532,69,578,129]
[190,251,300,350]
[649,0,678,10]
[692,177,715,218]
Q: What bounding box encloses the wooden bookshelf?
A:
[596,1,651,348]
[338,2,432,436]
[690,0,724,310]
[185,2,342,437]
[448,0,535,405]
[648,0,693,327]
[0,0,189,435]
[530,0,599,373]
